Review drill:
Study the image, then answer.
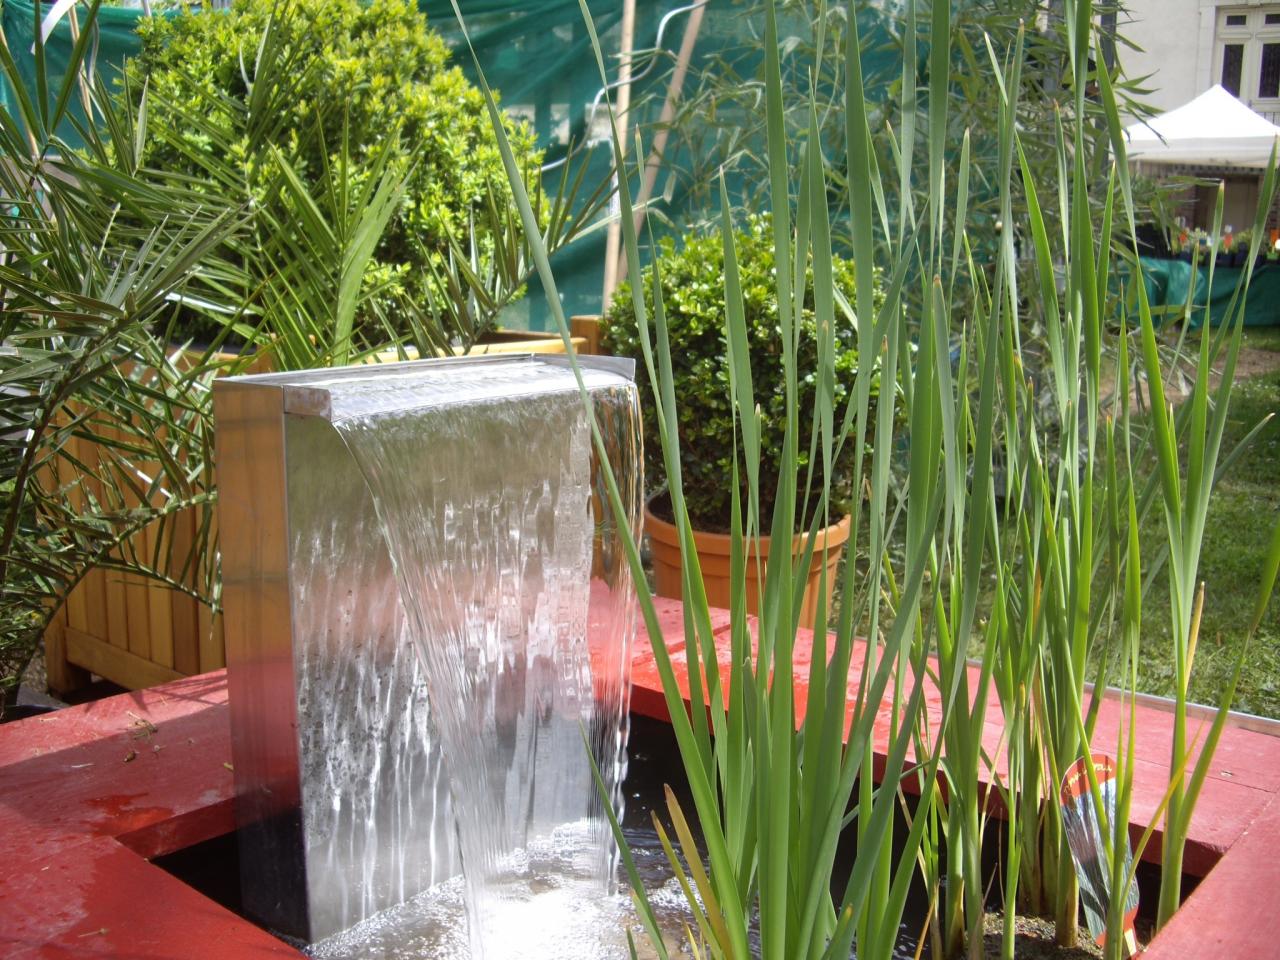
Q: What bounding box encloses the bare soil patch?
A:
[1100,337,1280,417]
[981,913,1104,959]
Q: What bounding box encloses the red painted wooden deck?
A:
[2,597,1278,958]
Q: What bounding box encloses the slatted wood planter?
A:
[42,327,604,693]
[41,388,228,696]
[44,523,224,694]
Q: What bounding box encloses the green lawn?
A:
[1241,325,1280,354]
[1134,344,1280,718]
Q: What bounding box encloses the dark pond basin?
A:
[154,715,1182,959]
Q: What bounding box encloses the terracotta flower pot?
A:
[645,502,852,626]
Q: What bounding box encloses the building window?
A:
[1261,42,1280,98]
[1223,42,1245,95]
[1215,6,1280,116]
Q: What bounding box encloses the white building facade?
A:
[1120,1,1280,230]
[1123,0,1280,122]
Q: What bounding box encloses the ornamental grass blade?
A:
[452,1,752,954]
[583,730,669,960]
[651,816,715,951]
[663,787,730,951]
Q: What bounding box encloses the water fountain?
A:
[213,354,642,958]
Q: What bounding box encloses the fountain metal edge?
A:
[217,353,636,420]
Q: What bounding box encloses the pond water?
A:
[158,717,922,959]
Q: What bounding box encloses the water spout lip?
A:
[214,354,636,422]
[537,353,636,383]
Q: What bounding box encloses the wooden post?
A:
[614,2,707,292]
[44,604,89,697]
[570,315,604,355]
[601,0,638,314]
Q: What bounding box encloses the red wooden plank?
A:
[1141,798,1280,959]
[628,612,1280,879]
[0,673,235,864]
[0,672,231,764]
[0,835,300,959]
[1087,693,1280,794]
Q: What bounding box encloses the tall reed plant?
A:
[461,0,1280,957]
[937,2,1280,955]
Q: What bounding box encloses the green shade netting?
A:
[0,0,900,327]
[0,0,185,145]
[1137,256,1280,328]
[420,0,901,326]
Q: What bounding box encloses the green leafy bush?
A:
[602,215,884,532]
[124,0,540,340]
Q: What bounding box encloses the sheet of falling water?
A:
[329,361,639,959]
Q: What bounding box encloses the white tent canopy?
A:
[1124,85,1280,169]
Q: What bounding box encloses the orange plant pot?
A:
[645,502,852,627]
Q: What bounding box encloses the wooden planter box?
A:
[43,323,606,694]
[43,415,226,696]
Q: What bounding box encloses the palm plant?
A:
[122,3,614,367]
[0,1,246,709]
[2,0,620,711]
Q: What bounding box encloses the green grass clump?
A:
[1243,326,1280,353]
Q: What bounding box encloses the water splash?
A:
[308,824,690,960]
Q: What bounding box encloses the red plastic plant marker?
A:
[1060,754,1140,956]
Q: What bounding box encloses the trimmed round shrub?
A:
[125,0,539,333]
[601,215,885,533]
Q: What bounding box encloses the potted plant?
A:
[601,215,884,623]
[1234,228,1254,267]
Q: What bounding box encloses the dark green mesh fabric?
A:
[0,0,184,146]
[420,0,900,327]
[0,0,901,328]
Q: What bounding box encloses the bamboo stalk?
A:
[600,0,638,314]
[612,1,706,291]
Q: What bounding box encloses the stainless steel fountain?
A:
[213,354,641,953]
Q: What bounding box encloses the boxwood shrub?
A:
[124,0,539,339]
[602,215,885,533]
